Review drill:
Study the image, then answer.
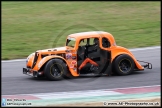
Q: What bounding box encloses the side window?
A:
[89,38,99,45]
[79,39,87,46]
[102,37,110,48]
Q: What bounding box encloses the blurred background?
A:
[2,1,160,60]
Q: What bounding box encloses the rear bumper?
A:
[137,60,152,69]
[23,67,43,77]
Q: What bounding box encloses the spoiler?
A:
[137,60,152,69]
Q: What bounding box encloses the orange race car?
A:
[23,31,152,80]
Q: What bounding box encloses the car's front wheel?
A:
[44,59,68,81]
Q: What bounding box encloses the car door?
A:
[87,37,111,73]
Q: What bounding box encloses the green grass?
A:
[2,1,160,60]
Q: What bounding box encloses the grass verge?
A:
[2,1,160,59]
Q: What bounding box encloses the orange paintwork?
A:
[26,31,144,77]
[110,46,144,70]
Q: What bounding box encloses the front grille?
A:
[32,52,39,69]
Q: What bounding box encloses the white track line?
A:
[2,59,26,62]
[1,46,160,63]
[2,85,160,96]
[129,46,160,51]
[31,85,160,99]
[32,91,122,99]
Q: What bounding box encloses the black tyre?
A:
[113,55,135,75]
[44,59,69,81]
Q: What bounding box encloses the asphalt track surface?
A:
[2,47,160,95]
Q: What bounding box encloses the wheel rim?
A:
[50,63,63,78]
[118,59,132,73]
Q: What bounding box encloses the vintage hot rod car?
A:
[23,31,152,80]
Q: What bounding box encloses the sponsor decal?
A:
[72,56,76,59]
[71,60,77,65]
[70,64,74,68]
[66,53,72,59]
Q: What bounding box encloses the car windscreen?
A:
[66,37,76,48]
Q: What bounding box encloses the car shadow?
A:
[27,71,147,81]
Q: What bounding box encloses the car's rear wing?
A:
[137,60,152,69]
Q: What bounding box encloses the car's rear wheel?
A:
[44,59,68,81]
[113,54,135,75]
